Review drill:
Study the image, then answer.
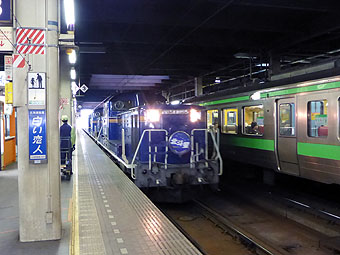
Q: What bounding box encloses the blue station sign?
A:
[29,110,47,162]
[0,0,12,23]
[169,131,191,155]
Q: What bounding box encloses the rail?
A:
[194,200,289,255]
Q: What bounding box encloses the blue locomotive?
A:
[88,92,222,202]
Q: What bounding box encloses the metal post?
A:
[121,128,128,163]
[194,77,203,97]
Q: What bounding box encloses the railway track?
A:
[193,200,290,255]
[160,189,339,255]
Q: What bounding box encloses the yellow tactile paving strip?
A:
[72,134,106,255]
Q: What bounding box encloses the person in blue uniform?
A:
[60,115,76,168]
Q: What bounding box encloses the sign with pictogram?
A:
[16,28,45,54]
[29,110,47,163]
[4,55,12,80]
[28,72,46,105]
[13,54,25,68]
[80,84,88,93]
[0,27,13,51]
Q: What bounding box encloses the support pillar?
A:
[194,77,203,97]
[14,0,61,242]
[59,49,72,124]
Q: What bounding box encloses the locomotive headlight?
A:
[146,109,161,122]
[190,109,201,122]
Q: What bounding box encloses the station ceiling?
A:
[74,0,340,108]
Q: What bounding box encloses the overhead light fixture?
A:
[215,77,221,83]
[170,100,180,105]
[70,68,76,80]
[68,49,76,64]
[234,52,257,59]
[64,0,75,31]
[71,81,79,95]
[256,63,269,67]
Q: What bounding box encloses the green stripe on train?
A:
[225,137,275,151]
[260,81,340,98]
[199,95,250,106]
[297,142,340,160]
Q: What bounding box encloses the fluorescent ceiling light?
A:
[70,68,76,80]
[71,81,79,95]
[170,100,180,105]
[68,49,76,64]
[234,52,257,59]
[64,0,75,29]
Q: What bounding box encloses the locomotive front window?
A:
[307,100,328,137]
[279,103,295,136]
[243,105,264,135]
[222,108,238,134]
[207,109,219,129]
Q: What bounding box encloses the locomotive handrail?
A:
[130,129,169,179]
[96,126,103,141]
[190,128,223,176]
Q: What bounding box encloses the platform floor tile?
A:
[75,131,202,255]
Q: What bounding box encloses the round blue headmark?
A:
[169,131,191,155]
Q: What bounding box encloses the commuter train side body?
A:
[192,77,340,185]
[89,92,221,201]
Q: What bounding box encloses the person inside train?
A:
[60,115,76,171]
[250,121,259,134]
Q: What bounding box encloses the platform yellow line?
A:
[70,147,80,255]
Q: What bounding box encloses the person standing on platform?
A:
[60,115,76,171]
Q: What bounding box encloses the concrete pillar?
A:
[14,0,61,242]
[194,77,203,97]
[59,50,72,124]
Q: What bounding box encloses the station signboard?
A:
[29,110,47,163]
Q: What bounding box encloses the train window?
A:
[279,103,295,136]
[308,100,328,137]
[243,105,264,135]
[222,108,238,134]
[207,109,219,129]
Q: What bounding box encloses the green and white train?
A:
[190,76,340,185]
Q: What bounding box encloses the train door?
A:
[277,98,299,176]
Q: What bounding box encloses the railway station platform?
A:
[0,130,202,255]
[0,163,72,255]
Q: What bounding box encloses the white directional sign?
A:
[0,27,13,51]
[80,84,88,93]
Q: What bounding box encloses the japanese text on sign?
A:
[169,131,191,155]
[29,110,47,162]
